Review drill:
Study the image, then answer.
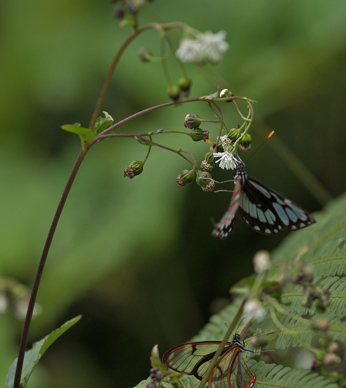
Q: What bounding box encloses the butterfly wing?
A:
[163,341,231,380]
[209,347,256,388]
[212,177,242,239]
[239,177,316,234]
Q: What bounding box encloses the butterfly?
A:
[163,333,257,388]
[212,165,316,239]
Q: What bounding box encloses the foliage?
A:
[142,193,346,388]
[1,1,346,388]
[6,316,81,388]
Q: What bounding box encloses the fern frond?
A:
[251,361,338,388]
[269,313,346,349]
[281,276,346,316]
[271,194,346,280]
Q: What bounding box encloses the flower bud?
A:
[196,171,214,191]
[323,353,341,366]
[178,76,192,94]
[220,88,234,102]
[239,133,252,151]
[253,250,271,273]
[124,161,144,179]
[327,341,339,354]
[205,151,215,165]
[311,318,329,332]
[201,160,213,171]
[228,128,241,141]
[176,169,195,187]
[184,114,201,129]
[190,128,209,142]
[167,85,180,101]
[114,6,125,18]
[137,47,153,62]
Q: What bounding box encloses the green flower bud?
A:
[184,113,201,129]
[124,161,144,179]
[196,170,215,192]
[176,169,195,187]
[204,151,215,165]
[239,133,252,151]
[190,128,209,142]
[137,47,153,62]
[167,85,180,101]
[228,128,241,141]
[178,76,192,95]
[220,88,234,102]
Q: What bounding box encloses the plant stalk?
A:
[13,149,87,388]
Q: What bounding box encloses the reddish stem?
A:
[13,150,87,388]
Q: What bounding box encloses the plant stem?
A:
[13,149,87,388]
[198,298,247,388]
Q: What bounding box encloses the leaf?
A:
[61,123,96,150]
[6,315,81,388]
[251,361,338,388]
[270,313,346,349]
[281,276,346,317]
[93,111,114,134]
[133,376,195,388]
[270,194,346,280]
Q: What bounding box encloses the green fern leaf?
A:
[271,194,346,280]
[281,276,346,317]
[252,361,338,388]
[271,313,346,349]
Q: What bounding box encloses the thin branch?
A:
[13,149,87,388]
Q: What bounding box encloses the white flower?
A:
[253,251,271,273]
[197,30,229,63]
[220,89,230,98]
[176,30,229,64]
[244,299,266,322]
[214,152,239,170]
[176,39,203,63]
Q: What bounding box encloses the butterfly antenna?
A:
[246,131,275,166]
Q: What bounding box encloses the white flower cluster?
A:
[176,31,229,64]
[213,135,241,171]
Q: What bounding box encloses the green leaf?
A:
[6,315,81,388]
[270,313,346,349]
[61,123,96,149]
[281,276,346,317]
[271,194,346,280]
[93,111,114,134]
[251,361,338,388]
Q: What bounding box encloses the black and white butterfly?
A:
[212,165,316,239]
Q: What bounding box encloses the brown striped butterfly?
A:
[212,164,316,239]
[163,333,258,388]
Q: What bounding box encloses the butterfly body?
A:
[163,333,256,388]
[212,165,316,239]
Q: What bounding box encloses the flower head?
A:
[253,251,271,273]
[176,39,203,63]
[213,152,239,170]
[176,30,229,64]
[244,299,266,322]
[197,31,229,64]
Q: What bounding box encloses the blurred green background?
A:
[1,1,346,387]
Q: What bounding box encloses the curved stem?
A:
[88,31,139,129]
[13,149,87,388]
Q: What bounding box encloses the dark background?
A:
[1,1,345,387]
